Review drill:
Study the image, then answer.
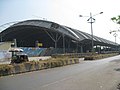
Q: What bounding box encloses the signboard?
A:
[38,43,43,47]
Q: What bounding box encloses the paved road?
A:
[1,55,120,90]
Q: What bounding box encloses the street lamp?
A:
[79,12,103,53]
[113,33,118,45]
[109,30,119,51]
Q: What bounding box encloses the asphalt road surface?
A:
[1,55,120,90]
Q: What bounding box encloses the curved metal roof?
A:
[10,20,78,40]
[61,26,117,46]
[1,19,118,46]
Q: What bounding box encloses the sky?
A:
[0,0,120,43]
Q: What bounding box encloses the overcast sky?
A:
[0,0,120,43]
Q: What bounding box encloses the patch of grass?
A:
[84,53,118,60]
[0,57,79,77]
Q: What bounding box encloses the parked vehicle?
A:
[11,53,29,64]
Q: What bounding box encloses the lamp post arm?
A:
[79,12,103,53]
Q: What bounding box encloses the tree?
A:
[111,15,120,24]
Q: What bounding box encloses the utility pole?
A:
[79,12,103,53]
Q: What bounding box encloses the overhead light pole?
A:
[109,30,119,51]
[113,33,117,45]
[79,12,103,53]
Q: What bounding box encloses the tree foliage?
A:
[111,15,120,24]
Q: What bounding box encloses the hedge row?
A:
[84,53,118,60]
[0,58,79,77]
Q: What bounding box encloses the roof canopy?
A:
[0,20,118,47]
